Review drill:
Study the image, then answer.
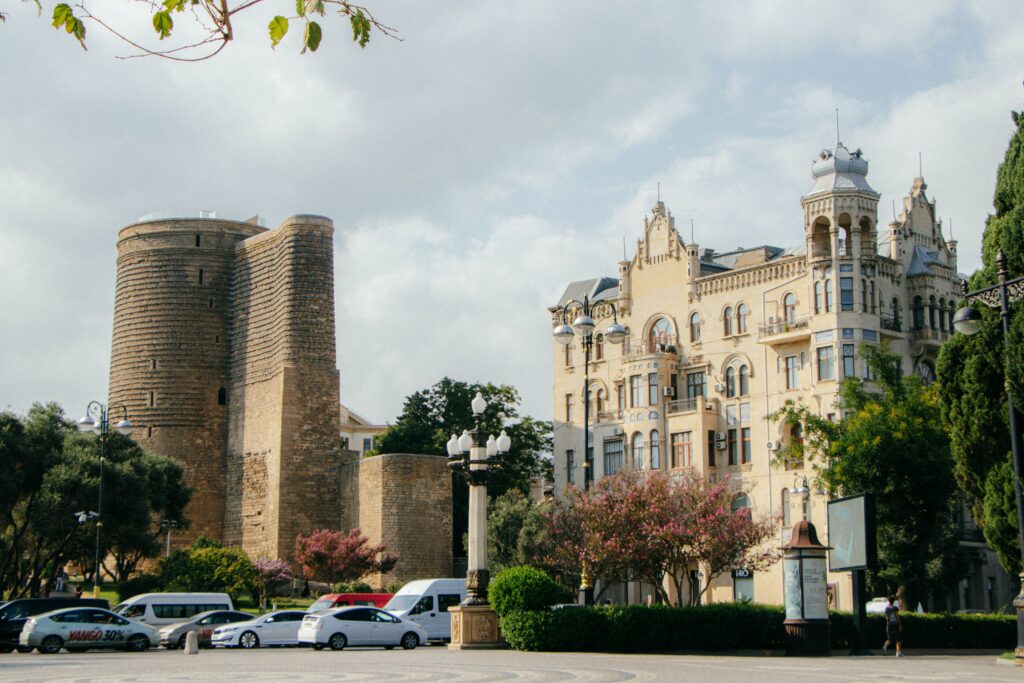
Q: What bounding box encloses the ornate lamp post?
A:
[953,249,1024,664]
[77,401,132,597]
[445,392,511,649]
[552,296,626,605]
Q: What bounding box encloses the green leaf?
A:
[51,3,73,29]
[152,11,174,39]
[268,15,289,48]
[350,9,370,48]
[302,20,322,53]
[163,0,187,12]
[295,0,306,16]
[313,0,325,15]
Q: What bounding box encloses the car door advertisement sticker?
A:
[68,629,124,642]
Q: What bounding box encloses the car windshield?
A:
[384,595,418,612]
[309,599,334,612]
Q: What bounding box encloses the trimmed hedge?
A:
[500,603,1015,652]
[489,566,570,617]
[116,573,163,601]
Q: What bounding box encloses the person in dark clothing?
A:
[883,595,903,657]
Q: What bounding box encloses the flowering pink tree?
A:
[293,528,398,585]
[254,558,294,609]
[541,472,779,606]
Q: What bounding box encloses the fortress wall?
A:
[358,454,453,588]
[225,215,343,561]
[109,219,265,544]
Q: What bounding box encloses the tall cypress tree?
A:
[937,104,1024,574]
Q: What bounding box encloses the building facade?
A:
[107,213,450,584]
[549,142,1010,610]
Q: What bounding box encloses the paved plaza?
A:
[0,648,1018,683]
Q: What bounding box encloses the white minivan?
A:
[113,593,234,626]
[383,579,465,641]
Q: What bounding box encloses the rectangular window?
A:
[816,346,835,381]
[648,373,659,406]
[739,402,750,424]
[725,404,737,425]
[565,394,573,422]
[630,375,643,408]
[686,371,706,400]
[708,430,716,467]
[603,440,623,475]
[564,343,573,367]
[741,427,751,464]
[864,346,877,380]
[148,391,155,407]
[843,343,856,378]
[198,268,204,285]
[840,277,854,311]
[785,356,799,390]
[362,437,372,452]
[671,431,692,468]
[566,450,575,484]
[616,382,625,413]
[727,429,738,466]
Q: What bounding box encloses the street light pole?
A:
[161,519,181,557]
[953,249,1024,664]
[77,401,132,598]
[552,295,626,605]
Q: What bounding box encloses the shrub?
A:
[500,603,1014,652]
[116,573,163,601]
[489,566,569,617]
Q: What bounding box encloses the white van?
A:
[113,593,234,626]
[384,579,465,641]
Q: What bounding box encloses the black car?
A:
[0,597,109,652]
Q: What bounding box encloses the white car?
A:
[298,606,428,651]
[210,610,306,648]
[20,607,159,654]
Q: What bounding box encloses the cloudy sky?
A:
[2,0,1022,426]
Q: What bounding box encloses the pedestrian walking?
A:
[882,595,903,657]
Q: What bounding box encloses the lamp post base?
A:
[1013,573,1024,666]
[448,604,504,650]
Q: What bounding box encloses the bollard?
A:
[184,630,199,655]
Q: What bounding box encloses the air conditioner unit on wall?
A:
[714,431,727,442]
[663,387,675,397]
[714,383,725,393]
[612,427,623,436]
[766,441,777,451]
[715,441,727,450]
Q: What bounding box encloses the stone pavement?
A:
[0,647,1018,682]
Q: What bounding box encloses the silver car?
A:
[21,607,159,654]
[159,610,254,649]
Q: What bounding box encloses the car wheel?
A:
[312,643,324,651]
[127,635,150,653]
[400,632,419,650]
[0,646,12,654]
[39,636,63,655]
[327,633,346,651]
[385,645,395,650]
[238,631,260,649]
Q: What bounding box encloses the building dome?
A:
[805,142,877,197]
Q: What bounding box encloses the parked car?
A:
[384,579,465,641]
[20,607,159,654]
[865,597,891,614]
[298,606,427,651]
[159,610,254,649]
[307,593,393,612]
[0,597,108,653]
[113,593,233,627]
[210,610,306,649]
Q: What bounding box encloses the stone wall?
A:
[109,218,265,545]
[358,454,453,589]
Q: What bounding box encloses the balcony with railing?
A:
[910,326,951,345]
[621,336,681,360]
[666,396,718,416]
[879,313,902,333]
[757,315,811,344]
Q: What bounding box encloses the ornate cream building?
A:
[549,141,967,608]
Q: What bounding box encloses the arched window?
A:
[217,387,227,405]
[929,295,937,329]
[632,432,645,470]
[594,333,604,361]
[622,326,632,354]
[948,301,957,333]
[783,293,796,323]
[939,298,947,332]
[739,365,750,396]
[861,279,868,312]
[596,388,606,413]
[731,493,751,515]
[648,318,675,352]
[892,297,901,327]
[689,312,701,343]
[782,488,792,527]
[723,307,733,336]
[814,282,823,314]
[726,367,736,398]
[650,430,660,469]
[737,304,749,334]
[870,281,876,313]
[912,296,924,330]
[824,279,833,312]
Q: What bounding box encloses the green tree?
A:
[374,377,553,558]
[160,538,257,600]
[773,345,962,608]
[937,105,1024,575]
[22,1,395,60]
[481,490,550,573]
